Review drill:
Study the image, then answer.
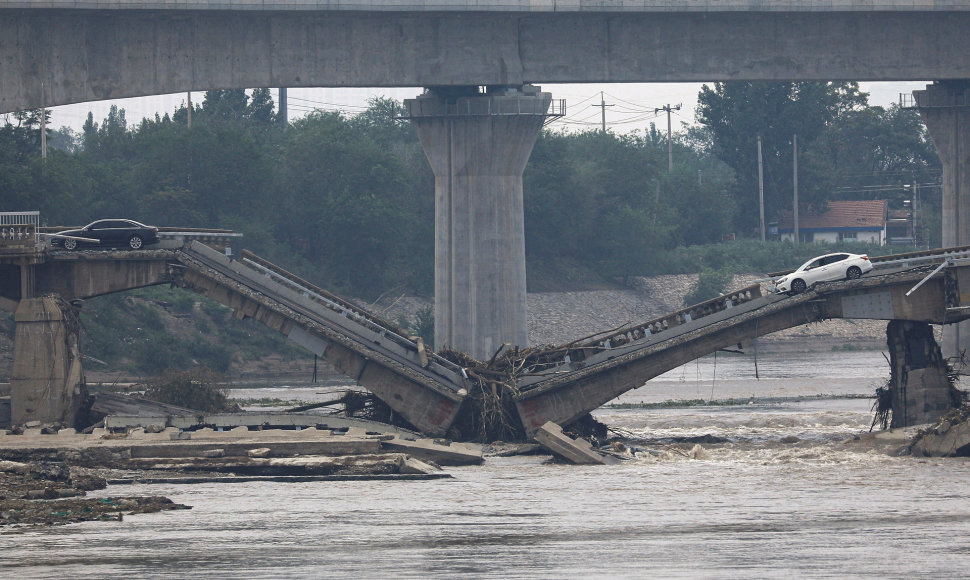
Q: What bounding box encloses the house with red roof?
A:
[777,200,888,245]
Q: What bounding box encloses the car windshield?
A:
[798,258,821,271]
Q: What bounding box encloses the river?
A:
[4,350,970,578]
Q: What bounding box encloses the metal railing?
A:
[239,254,468,379]
[516,283,764,381]
[401,97,566,119]
[901,91,970,109]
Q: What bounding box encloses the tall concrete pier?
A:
[405,86,551,359]
[915,81,970,359]
[886,320,959,428]
[10,297,84,427]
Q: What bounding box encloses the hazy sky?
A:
[46,81,930,135]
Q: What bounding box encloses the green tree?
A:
[696,82,869,233]
[246,88,276,125]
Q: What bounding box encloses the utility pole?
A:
[655,103,681,172]
[591,91,613,133]
[187,92,192,128]
[758,135,766,241]
[278,87,288,126]
[793,134,799,243]
[40,82,47,159]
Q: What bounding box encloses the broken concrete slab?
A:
[123,453,414,477]
[910,417,970,457]
[382,435,483,466]
[533,421,618,465]
[400,456,441,475]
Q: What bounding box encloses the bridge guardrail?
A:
[180,242,467,390]
[515,283,764,380]
[0,223,37,248]
[765,245,970,279]
[157,228,242,252]
[237,251,468,381]
[0,211,40,247]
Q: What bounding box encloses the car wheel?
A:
[790,279,807,295]
[128,235,143,250]
[63,238,77,250]
[846,266,862,280]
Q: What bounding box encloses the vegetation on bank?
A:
[142,368,237,413]
[77,286,305,377]
[0,82,942,373]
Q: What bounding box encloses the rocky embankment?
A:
[376,274,890,352]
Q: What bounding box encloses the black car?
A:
[52,219,161,250]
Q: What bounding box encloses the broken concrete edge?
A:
[907,406,970,457]
[107,473,452,484]
[0,424,485,467]
[533,421,619,465]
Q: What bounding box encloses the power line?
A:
[591,92,614,132]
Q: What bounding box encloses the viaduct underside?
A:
[3,8,970,112]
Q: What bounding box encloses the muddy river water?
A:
[4,350,970,578]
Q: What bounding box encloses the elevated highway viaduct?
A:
[2,0,970,359]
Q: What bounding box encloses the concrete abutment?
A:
[405,86,551,360]
[10,297,85,428]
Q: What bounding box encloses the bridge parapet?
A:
[156,228,242,253]
[237,249,467,380]
[0,224,36,249]
[515,283,763,382]
[0,212,40,249]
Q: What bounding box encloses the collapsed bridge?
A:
[3,233,970,438]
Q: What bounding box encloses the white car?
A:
[773,252,873,295]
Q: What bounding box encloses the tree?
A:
[696,82,869,234]
[201,89,248,123]
[278,110,428,297]
[246,88,276,125]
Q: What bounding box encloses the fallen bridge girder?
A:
[513,266,970,435]
[515,299,826,434]
[172,255,466,437]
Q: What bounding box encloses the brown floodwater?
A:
[4,351,970,578]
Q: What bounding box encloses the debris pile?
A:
[908,406,970,457]
[0,457,189,530]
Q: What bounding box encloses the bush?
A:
[142,368,235,412]
[683,267,734,306]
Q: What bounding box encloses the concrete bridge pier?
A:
[10,297,85,428]
[405,86,551,360]
[886,320,960,428]
[914,81,970,360]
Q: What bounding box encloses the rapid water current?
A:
[4,350,970,578]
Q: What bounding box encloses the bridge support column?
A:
[886,320,959,428]
[405,86,551,359]
[10,297,84,427]
[914,81,970,360]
